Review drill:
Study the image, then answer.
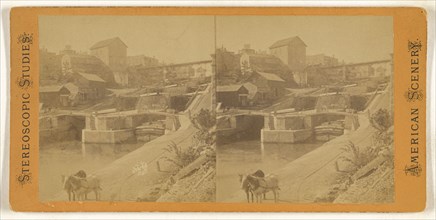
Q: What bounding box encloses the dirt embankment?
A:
[283,87,393,203]
[334,163,394,204]
[157,165,216,203]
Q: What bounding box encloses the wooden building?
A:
[216,84,249,108]
[59,83,80,107]
[61,54,115,85]
[249,71,287,103]
[39,85,62,107]
[73,72,107,101]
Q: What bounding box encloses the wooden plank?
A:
[173,154,209,181]
[351,155,387,182]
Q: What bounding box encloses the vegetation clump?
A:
[325,108,394,203]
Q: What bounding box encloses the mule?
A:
[246,174,279,203]
[62,175,82,201]
[62,170,101,201]
[74,175,102,201]
[239,170,267,203]
[239,174,254,203]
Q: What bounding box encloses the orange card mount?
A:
[9,7,427,212]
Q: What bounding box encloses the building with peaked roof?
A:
[40,85,63,107]
[90,37,128,73]
[59,83,80,107]
[61,54,115,85]
[269,36,307,72]
[256,71,286,82]
[67,72,107,102]
[78,72,106,83]
[248,71,287,103]
[217,84,249,108]
[243,82,258,100]
[240,52,290,76]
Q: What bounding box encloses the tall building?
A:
[269,36,307,72]
[90,37,128,72]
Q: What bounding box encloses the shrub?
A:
[162,108,216,170]
[162,141,198,169]
[370,109,392,132]
[191,109,216,147]
[338,141,378,172]
[370,108,393,148]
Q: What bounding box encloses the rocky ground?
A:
[157,166,216,202]
[334,163,394,204]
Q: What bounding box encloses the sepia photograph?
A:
[38,16,216,202]
[214,16,394,204]
[0,0,434,219]
[5,5,429,213]
[38,14,394,204]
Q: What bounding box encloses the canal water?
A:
[216,139,324,202]
[39,140,145,201]
[40,137,324,202]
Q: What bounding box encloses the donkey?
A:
[239,170,267,203]
[239,174,254,203]
[62,170,101,201]
[74,175,102,201]
[62,174,82,201]
[246,174,279,203]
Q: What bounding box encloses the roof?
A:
[217,84,246,92]
[62,83,79,95]
[78,72,106,83]
[90,37,127,50]
[62,54,115,84]
[246,53,290,74]
[243,82,258,99]
[256,71,286,82]
[269,36,307,49]
[40,85,62,93]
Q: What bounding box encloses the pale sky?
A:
[39,16,215,64]
[39,15,392,64]
[216,16,393,63]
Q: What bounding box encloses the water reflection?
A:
[39,140,145,201]
[216,139,323,202]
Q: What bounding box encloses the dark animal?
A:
[62,170,101,201]
[62,170,87,201]
[75,170,87,178]
[239,170,267,203]
[245,174,279,203]
[239,174,254,203]
[62,175,82,201]
[74,175,102,201]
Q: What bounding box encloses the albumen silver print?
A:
[38,15,394,204]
